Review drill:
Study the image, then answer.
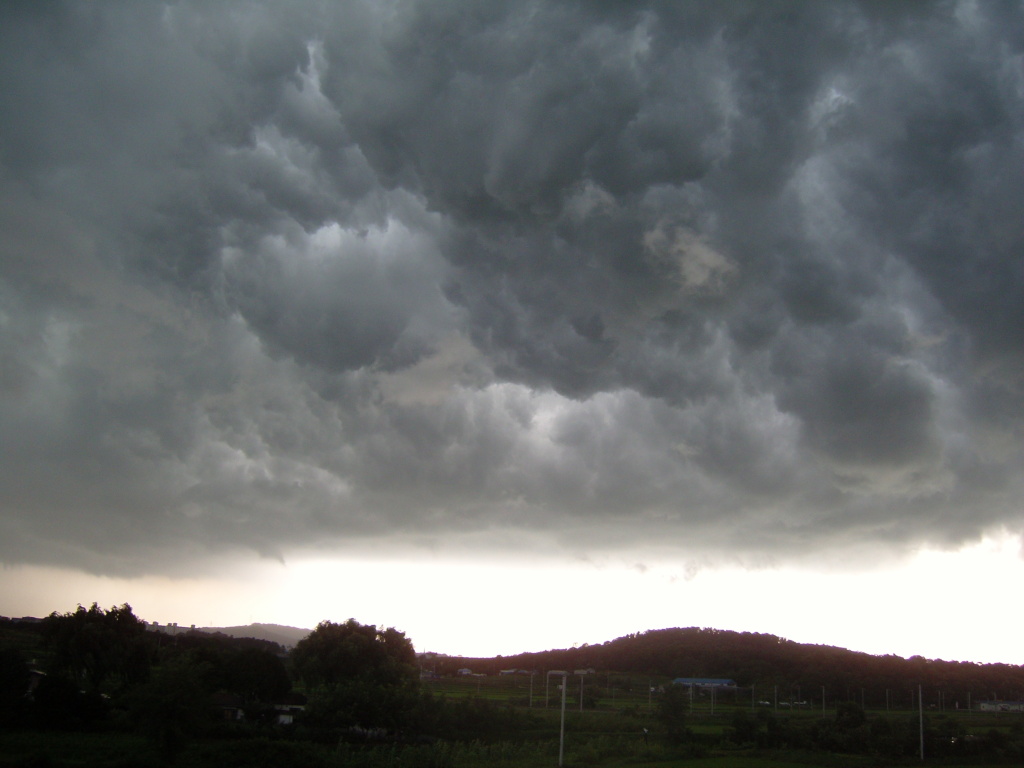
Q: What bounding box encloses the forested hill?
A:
[200,623,309,648]
[433,627,1024,700]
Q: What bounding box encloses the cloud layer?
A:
[2,1,1022,575]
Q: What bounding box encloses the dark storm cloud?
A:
[1,0,1022,574]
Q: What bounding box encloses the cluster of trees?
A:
[291,618,419,732]
[449,626,1024,705]
[0,605,441,759]
[285,618,542,743]
[1,604,549,763]
[1,605,296,755]
[4,607,1024,765]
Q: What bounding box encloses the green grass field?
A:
[3,670,1021,767]
[424,672,665,710]
[1,732,1018,768]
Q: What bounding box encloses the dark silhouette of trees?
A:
[154,630,291,706]
[42,603,152,695]
[223,646,291,703]
[455,626,1024,707]
[291,619,419,730]
[125,655,211,760]
[0,647,30,724]
[5,606,1024,763]
[31,674,108,730]
[656,683,691,744]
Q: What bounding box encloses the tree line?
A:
[443,626,1024,706]
[3,608,1023,765]
[0,604,538,762]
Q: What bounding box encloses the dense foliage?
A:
[291,619,420,731]
[292,620,416,692]
[446,626,1024,705]
[42,603,151,695]
[2,609,1024,766]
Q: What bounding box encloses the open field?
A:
[425,672,774,715]
[2,731,1022,768]
[3,669,1020,766]
[424,671,665,710]
[425,672,1019,721]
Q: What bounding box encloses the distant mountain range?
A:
[198,623,311,648]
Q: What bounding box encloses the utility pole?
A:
[549,671,568,767]
[560,672,568,767]
[919,684,925,761]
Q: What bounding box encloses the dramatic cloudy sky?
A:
[2,1,1023,663]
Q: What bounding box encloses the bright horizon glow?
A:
[2,533,1022,665]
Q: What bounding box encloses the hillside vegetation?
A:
[439,627,1024,706]
[3,609,1023,767]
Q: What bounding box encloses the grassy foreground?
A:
[0,726,1019,768]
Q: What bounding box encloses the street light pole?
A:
[919,684,924,761]
[560,672,568,767]
[549,671,568,767]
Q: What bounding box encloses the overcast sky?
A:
[2,1,1023,661]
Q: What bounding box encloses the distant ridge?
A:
[199,622,310,648]
[427,626,1024,699]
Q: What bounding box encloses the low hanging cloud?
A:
[1,1,1022,576]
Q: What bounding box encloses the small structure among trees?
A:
[671,677,736,688]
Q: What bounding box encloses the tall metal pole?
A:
[559,673,567,767]
[918,684,925,761]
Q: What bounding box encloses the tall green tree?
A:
[42,603,152,695]
[656,684,691,744]
[291,619,418,730]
